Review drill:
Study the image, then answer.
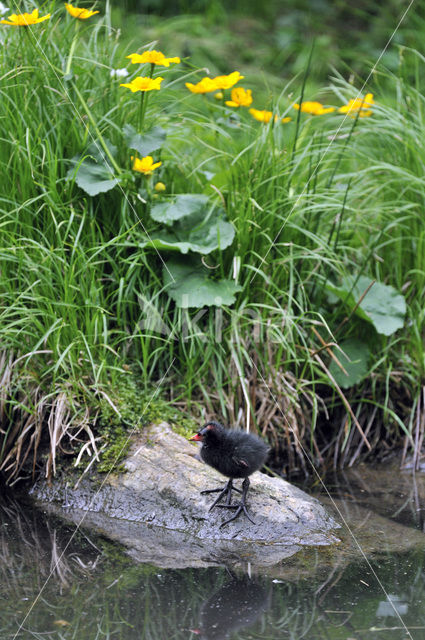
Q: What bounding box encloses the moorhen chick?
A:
[190,421,269,527]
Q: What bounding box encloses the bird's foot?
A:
[200,486,242,495]
[201,479,241,511]
[215,478,255,527]
[216,502,256,527]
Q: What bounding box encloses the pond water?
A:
[1,465,425,640]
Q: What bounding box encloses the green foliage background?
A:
[0,0,424,482]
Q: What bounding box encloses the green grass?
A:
[0,1,424,483]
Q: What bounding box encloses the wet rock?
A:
[31,422,340,566]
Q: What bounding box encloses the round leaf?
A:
[328,338,371,388]
[163,258,242,308]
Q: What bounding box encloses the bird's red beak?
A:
[189,433,202,441]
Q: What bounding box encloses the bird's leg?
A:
[200,481,242,496]
[201,478,242,508]
[200,479,239,511]
[217,478,256,527]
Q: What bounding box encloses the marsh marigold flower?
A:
[249,109,273,123]
[132,156,162,175]
[339,93,374,117]
[120,76,163,93]
[225,87,253,107]
[186,77,218,94]
[65,4,99,19]
[249,108,291,124]
[127,50,180,67]
[1,8,50,26]
[213,71,244,90]
[293,101,335,115]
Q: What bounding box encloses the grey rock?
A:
[31,422,340,567]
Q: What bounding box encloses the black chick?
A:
[190,421,269,527]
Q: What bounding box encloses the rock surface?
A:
[31,422,340,567]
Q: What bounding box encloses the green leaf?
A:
[141,216,234,254]
[163,257,242,308]
[69,159,119,196]
[352,276,406,336]
[123,124,166,155]
[151,194,210,224]
[67,140,119,196]
[326,276,406,336]
[328,338,371,388]
[143,194,235,254]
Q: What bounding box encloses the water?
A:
[1,465,425,640]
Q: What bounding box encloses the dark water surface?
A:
[1,465,425,640]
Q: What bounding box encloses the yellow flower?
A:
[225,87,253,107]
[213,71,244,90]
[132,156,162,175]
[249,108,291,124]
[293,101,335,115]
[185,77,218,94]
[339,93,374,117]
[127,50,180,67]
[1,8,50,26]
[120,76,163,93]
[154,181,166,192]
[249,109,273,123]
[64,4,99,19]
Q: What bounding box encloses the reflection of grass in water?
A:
[7,524,425,640]
[24,566,227,639]
[3,496,425,637]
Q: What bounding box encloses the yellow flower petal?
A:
[1,8,51,26]
[293,101,335,115]
[120,76,163,93]
[225,87,253,107]
[132,156,162,175]
[185,77,218,94]
[127,50,180,67]
[338,93,374,116]
[213,71,244,90]
[249,109,290,124]
[64,4,99,20]
[249,108,273,123]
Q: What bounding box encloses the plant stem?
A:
[139,91,146,132]
[65,20,80,77]
[71,81,122,175]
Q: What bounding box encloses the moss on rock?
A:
[94,373,197,474]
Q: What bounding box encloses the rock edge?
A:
[31,422,340,567]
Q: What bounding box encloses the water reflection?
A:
[1,488,425,639]
[193,572,271,639]
[0,493,101,591]
[311,464,425,531]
